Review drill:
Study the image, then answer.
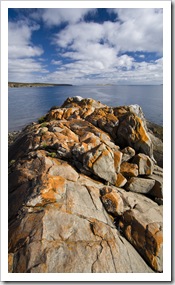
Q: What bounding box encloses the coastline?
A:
[8,82,72,88]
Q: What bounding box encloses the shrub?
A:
[41,142,48,149]
[41,122,48,128]
[38,115,47,124]
[9,159,15,166]
[48,152,57,158]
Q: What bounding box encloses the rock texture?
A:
[8,97,163,273]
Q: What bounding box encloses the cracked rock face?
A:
[8,97,163,273]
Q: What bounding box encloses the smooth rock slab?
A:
[125,177,155,194]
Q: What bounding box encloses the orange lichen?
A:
[41,175,66,202]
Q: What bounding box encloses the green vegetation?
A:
[41,142,48,149]
[38,115,47,124]
[47,152,57,158]
[41,122,48,128]
[9,159,16,166]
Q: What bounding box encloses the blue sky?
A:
[8,8,163,85]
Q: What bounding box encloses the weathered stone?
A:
[83,143,116,184]
[125,177,155,194]
[147,165,163,199]
[86,107,119,139]
[132,153,154,175]
[8,97,163,273]
[8,253,14,273]
[114,150,123,173]
[8,171,154,273]
[121,146,135,162]
[148,132,163,167]
[128,104,148,129]
[119,208,163,272]
[48,159,79,182]
[120,162,138,178]
[101,188,124,216]
[116,113,153,159]
[115,173,127,188]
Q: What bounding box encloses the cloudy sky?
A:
[8,8,163,85]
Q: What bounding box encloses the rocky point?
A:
[8,96,163,273]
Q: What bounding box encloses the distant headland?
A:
[8,82,72,88]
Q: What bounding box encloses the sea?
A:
[8,85,163,132]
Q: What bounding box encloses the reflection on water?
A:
[8,85,163,131]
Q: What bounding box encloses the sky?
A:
[8,8,163,85]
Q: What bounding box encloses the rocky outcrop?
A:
[8,97,163,273]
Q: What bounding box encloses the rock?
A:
[119,209,163,272]
[83,144,117,184]
[8,97,163,273]
[100,184,163,271]
[147,165,163,199]
[114,150,123,173]
[115,173,127,188]
[121,146,135,162]
[86,107,119,139]
[8,155,153,273]
[120,162,139,178]
[116,113,153,159]
[125,177,155,194]
[128,104,147,124]
[132,153,154,175]
[148,132,163,167]
[101,187,124,216]
[146,120,163,141]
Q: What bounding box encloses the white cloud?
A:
[8,21,43,58]
[39,55,162,86]
[50,9,163,85]
[8,8,163,85]
[42,8,96,26]
[8,20,47,82]
[111,8,163,54]
[51,59,62,65]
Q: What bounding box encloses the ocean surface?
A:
[8,85,163,132]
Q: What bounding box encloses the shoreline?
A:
[8,82,72,88]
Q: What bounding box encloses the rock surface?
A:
[8,97,163,273]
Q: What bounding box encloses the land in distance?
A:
[8,82,72,88]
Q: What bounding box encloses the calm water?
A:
[8,85,163,131]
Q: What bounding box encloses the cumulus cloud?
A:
[110,8,163,54]
[8,21,43,58]
[42,8,96,26]
[51,9,162,84]
[8,8,163,84]
[41,56,162,85]
[8,20,48,82]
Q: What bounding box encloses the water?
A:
[8,85,163,131]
